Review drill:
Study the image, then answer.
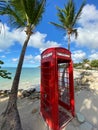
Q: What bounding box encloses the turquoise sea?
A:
[0,67,40,90]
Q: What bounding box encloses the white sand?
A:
[0,89,98,130]
[75,90,98,128]
[0,69,98,130]
[0,97,47,130]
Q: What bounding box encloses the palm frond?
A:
[11,0,26,20]
[63,0,75,28]
[56,6,65,25]
[50,22,66,30]
[71,29,78,39]
[0,20,2,33]
[0,0,46,30]
[20,0,36,25]
[0,20,5,34]
[0,0,26,29]
[20,0,46,27]
[72,0,86,26]
[32,0,46,27]
[50,0,85,50]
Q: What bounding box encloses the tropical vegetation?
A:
[74,59,98,69]
[0,60,11,79]
[0,0,46,130]
[50,0,85,50]
[90,60,98,68]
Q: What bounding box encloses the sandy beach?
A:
[0,69,98,130]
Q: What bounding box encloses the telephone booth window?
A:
[40,47,75,130]
[58,62,70,105]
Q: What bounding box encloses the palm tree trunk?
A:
[8,33,31,106]
[68,33,70,51]
[0,34,31,130]
[61,33,70,90]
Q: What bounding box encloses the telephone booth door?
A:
[40,47,75,130]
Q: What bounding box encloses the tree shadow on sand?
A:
[75,88,98,128]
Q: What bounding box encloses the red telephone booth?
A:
[40,47,75,130]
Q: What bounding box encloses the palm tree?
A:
[0,0,46,130]
[50,0,85,50]
[50,0,85,93]
[82,58,89,64]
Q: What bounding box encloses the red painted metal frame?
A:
[40,47,75,130]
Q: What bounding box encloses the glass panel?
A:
[58,63,70,105]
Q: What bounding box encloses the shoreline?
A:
[0,69,98,129]
[0,67,40,90]
[1,69,98,90]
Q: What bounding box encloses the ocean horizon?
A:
[0,67,40,90]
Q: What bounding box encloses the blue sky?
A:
[0,0,98,67]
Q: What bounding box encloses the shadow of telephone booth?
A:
[40,47,75,130]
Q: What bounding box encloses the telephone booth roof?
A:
[41,47,71,62]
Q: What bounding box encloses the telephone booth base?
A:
[41,105,73,130]
[58,106,73,128]
[40,47,75,130]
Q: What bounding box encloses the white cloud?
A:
[12,58,18,62]
[0,49,3,52]
[27,32,61,52]
[39,40,60,52]
[0,25,60,51]
[89,52,98,60]
[28,32,46,48]
[0,25,15,49]
[24,54,41,64]
[34,55,41,61]
[74,27,98,49]
[79,4,98,26]
[0,55,6,58]
[12,54,41,65]
[72,50,86,63]
[24,55,33,61]
[72,4,98,49]
[12,55,33,63]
